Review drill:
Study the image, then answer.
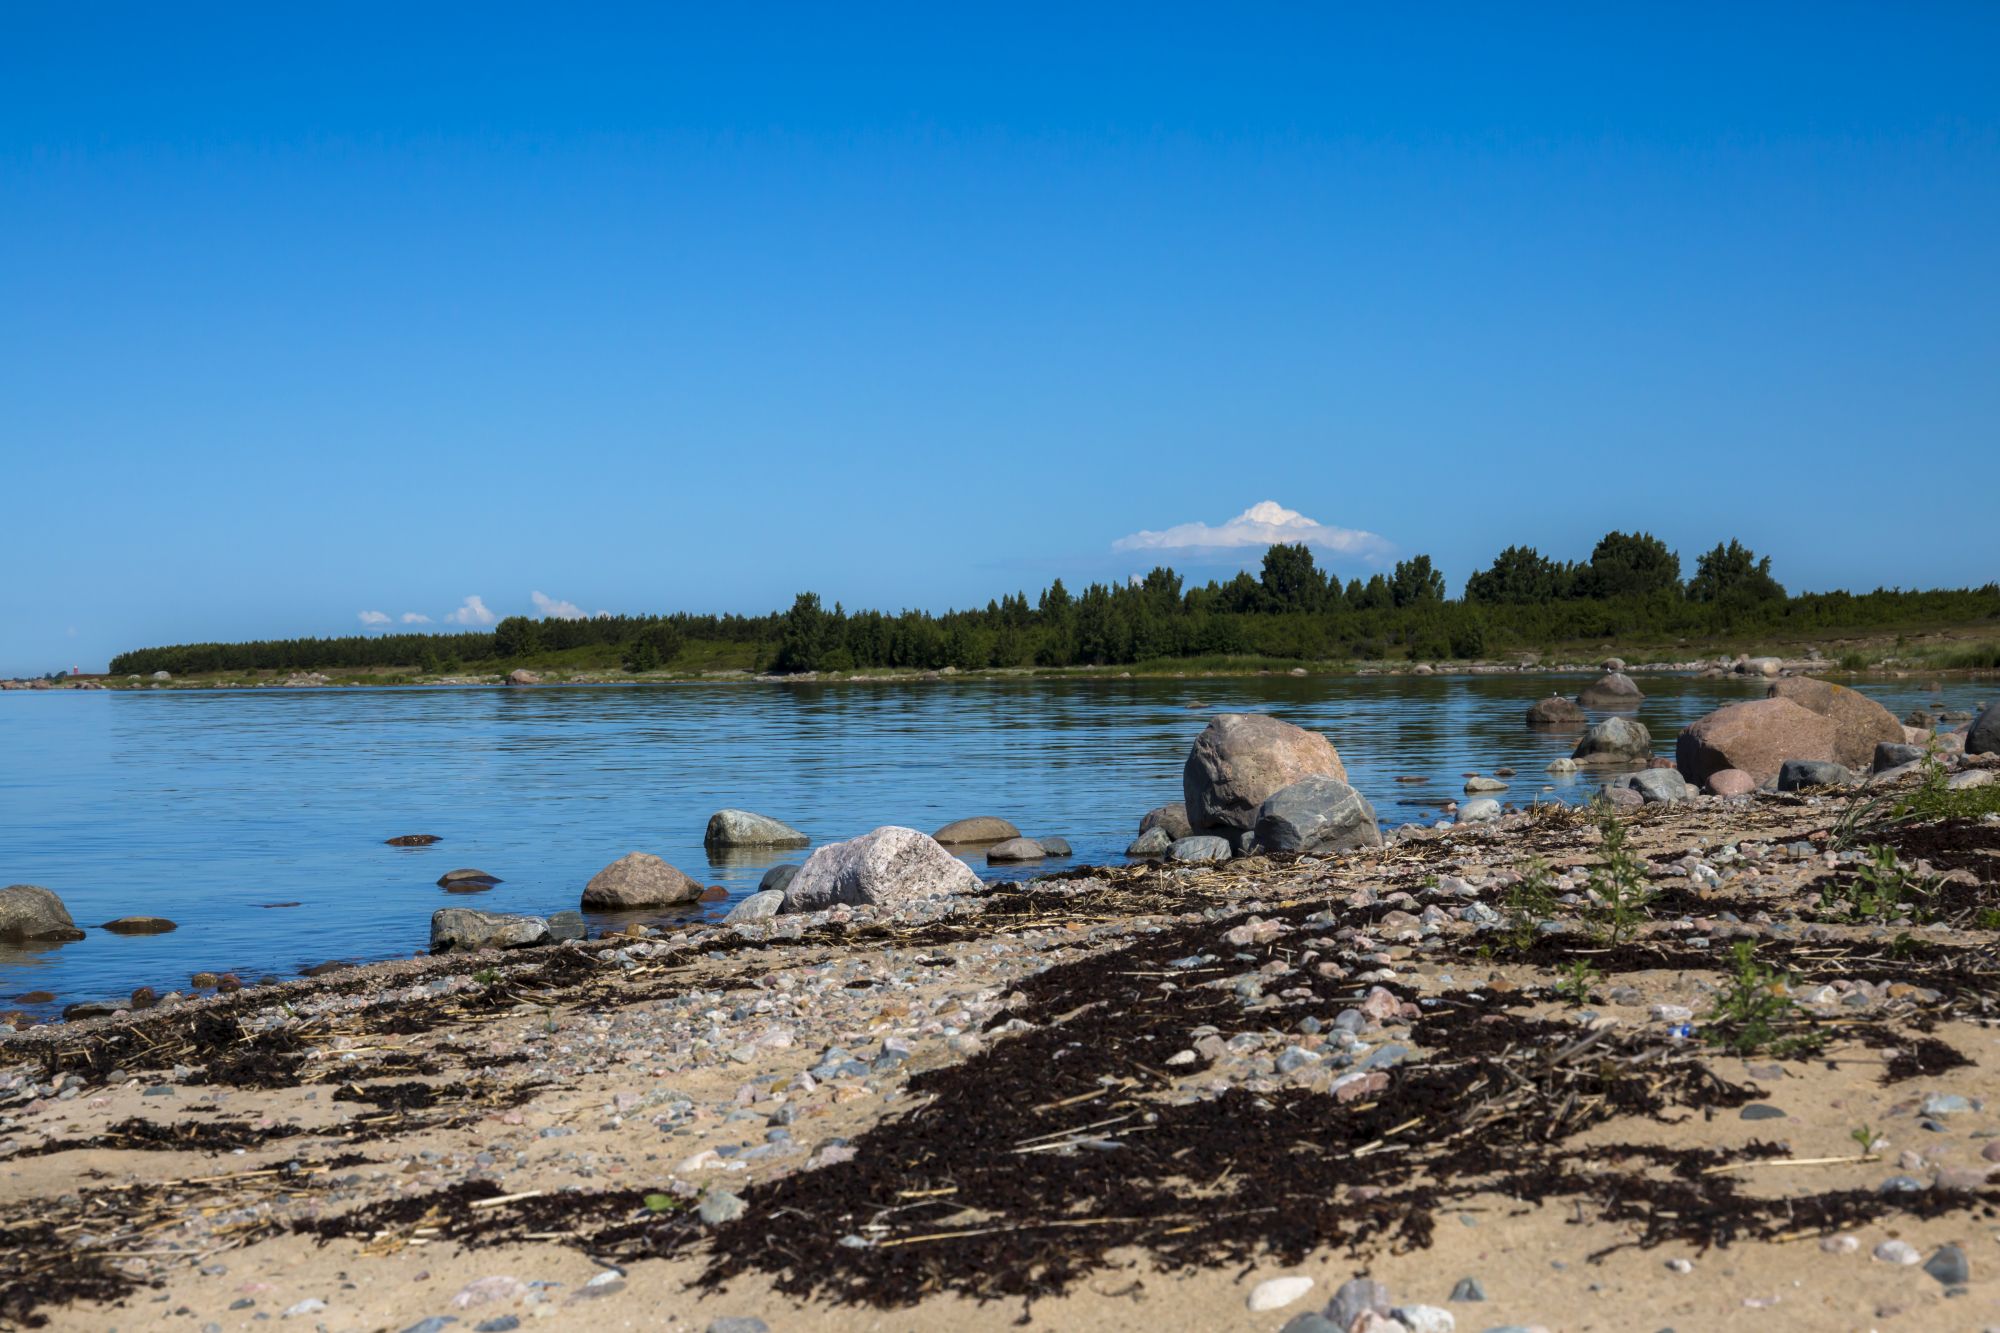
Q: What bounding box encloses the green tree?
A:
[493,616,540,658]
[1391,554,1446,608]
[1687,539,1785,603]
[1465,545,1573,603]
[1259,542,1326,613]
[1580,531,1682,599]
[774,593,838,673]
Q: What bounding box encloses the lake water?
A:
[0,673,1974,1016]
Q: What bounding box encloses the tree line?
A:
[108,531,2000,677]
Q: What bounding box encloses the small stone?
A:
[1922,1244,1970,1286]
[1819,1235,1859,1254]
[1325,1276,1392,1329]
[1739,1104,1786,1121]
[282,1299,328,1318]
[1873,1239,1922,1265]
[1448,1277,1486,1301]
[1249,1276,1316,1311]
[1665,1258,1693,1273]
[1278,1316,1341,1333]
[699,1190,747,1225]
[706,1320,770,1333]
[474,1320,522,1333]
[1392,1305,1455,1333]
[399,1319,458,1333]
[1920,1094,1973,1117]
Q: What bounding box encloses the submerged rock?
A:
[985,837,1047,862]
[931,816,1022,845]
[437,868,500,888]
[1572,717,1651,763]
[582,852,704,908]
[1184,713,1345,832]
[703,809,809,848]
[781,826,981,913]
[0,885,85,943]
[384,834,442,846]
[1577,672,1644,708]
[100,916,178,935]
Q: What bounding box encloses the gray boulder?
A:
[437,868,500,888]
[758,864,802,896]
[581,852,703,908]
[1252,776,1383,854]
[1458,797,1502,822]
[1572,716,1652,763]
[1037,836,1072,857]
[1623,768,1691,804]
[1874,741,1926,772]
[725,891,786,923]
[986,837,1046,862]
[781,826,981,913]
[1526,695,1586,726]
[431,908,550,952]
[1778,759,1854,791]
[1127,826,1173,857]
[0,886,85,942]
[1183,713,1345,832]
[1577,672,1644,708]
[1167,835,1233,864]
[1970,702,1999,756]
[931,816,1021,844]
[1138,802,1194,841]
[704,809,809,848]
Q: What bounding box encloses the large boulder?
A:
[1571,717,1652,764]
[1767,678,1904,772]
[1138,803,1194,841]
[581,852,703,908]
[1252,776,1382,854]
[1675,697,1839,787]
[931,816,1021,845]
[1577,672,1644,709]
[704,809,809,848]
[0,886,85,942]
[1525,696,1586,726]
[1183,713,1345,832]
[1970,703,2000,757]
[781,826,981,913]
[430,909,550,952]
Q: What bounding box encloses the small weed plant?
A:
[1705,939,1824,1058]
[1818,844,1933,923]
[1849,1124,1885,1160]
[1555,958,1602,1007]
[1497,859,1559,955]
[1584,803,1654,947]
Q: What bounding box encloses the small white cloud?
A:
[531,590,587,620]
[400,612,432,624]
[358,610,392,627]
[444,595,496,627]
[1112,500,1389,558]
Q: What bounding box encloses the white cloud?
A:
[400,612,432,624]
[1112,500,1389,558]
[531,590,587,621]
[358,610,392,627]
[444,595,496,627]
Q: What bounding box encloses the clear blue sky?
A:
[3,4,1996,674]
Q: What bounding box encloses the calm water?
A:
[0,673,1975,1014]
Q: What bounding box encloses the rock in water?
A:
[504,669,540,685]
[1778,758,1854,790]
[1253,776,1383,853]
[1577,672,1644,708]
[1463,775,1507,792]
[1138,802,1194,841]
[931,816,1022,844]
[0,886,86,942]
[437,868,500,888]
[758,864,801,896]
[703,809,809,848]
[985,837,1046,862]
[546,910,586,942]
[1036,836,1072,856]
[100,916,178,934]
[724,890,786,922]
[1127,826,1174,857]
[1572,717,1651,763]
[1969,701,1999,756]
[780,826,981,913]
[1676,697,1839,787]
[581,852,703,908]
[385,834,441,846]
[1525,696,1585,726]
[1183,713,1345,832]
[430,909,550,952]
[1767,677,1904,771]
[1168,835,1234,864]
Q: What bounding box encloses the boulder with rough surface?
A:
[1675,697,1838,787]
[0,886,85,942]
[1767,677,1903,771]
[1127,826,1173,857]
[1778,759,1854,791]
[1620,769,1690,804]
[781,826,981,913]
[1572,717,1652,763]
[581,852,703,908]
[725,891,786,922]
[1525,696,1586,726]
[1183,713,1345,832]
[1168,835,1234,864]
[1138,803,1194,841]
[704,810,809,848]
[1577,672,1644,708]
[1971,702,2000,756]
[758,864,801,897]
[931,816,1021,844]
[1252,776,1383,854]
[430,909,550,952]
[1874,742,1926,773]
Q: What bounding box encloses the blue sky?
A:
[3,4,1996,674]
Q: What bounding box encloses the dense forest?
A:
[108,532,2000,677]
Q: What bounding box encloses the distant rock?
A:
[436,868,500,888]
[582,852,703,908]
[1545,757,1579,774]
[0,886,85,943]
[1463,776,1507,792]
[931,816,1022,844]
[1127,826,1174,857]
[430,908,550,952]
[758,865,801,897]
[1572,717,1652,764]
[1167,835,1234,864]
[1970,702,1999,756]
[1139,803,1194,841]
[725,891,786,922]
[1873,741,1926,772]
[150,670,171,681]
[63,999,125,1021]
[1577,672,1644,708]
[1184,713,1345,832]
[385,834,442,847]
[1253,776,1383,854]
[1622,769,1690,804]
[985,837,1046,862]
[100,916,177,935]
[1458,797,1501,822]
[1778,759,1855,791]
[1601,657,1626,671]
[1767,677,1903,771]
[781,826,981,913]
[1676,697,1838,787]
[1740,656,1783,677]
[1525,696,1586,726]
[704,810,809,848]
[1707,768,1757,797]
[1037,836,1072,857]
[505,669,541,686]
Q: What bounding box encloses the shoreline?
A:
[3,775,1996,1328]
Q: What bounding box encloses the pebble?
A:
[1819,1235,1859,1254]
[1664,1258,1693,1273]
[699,1190,747,1225]
[474,1320,522,1333]
[400,1319,457,1333]
[706,1320,770,1333]
[1923,1244,1970,1286]
[1393,1305,1456,1333]
[1873,1240,1922,1265]
[1248,1276,1315,1311]
[1738,1104,1786,1120]
[281,1298,328,1318]
[1449,1277,1486,1301]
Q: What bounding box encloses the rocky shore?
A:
[3,720,1998,1329]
